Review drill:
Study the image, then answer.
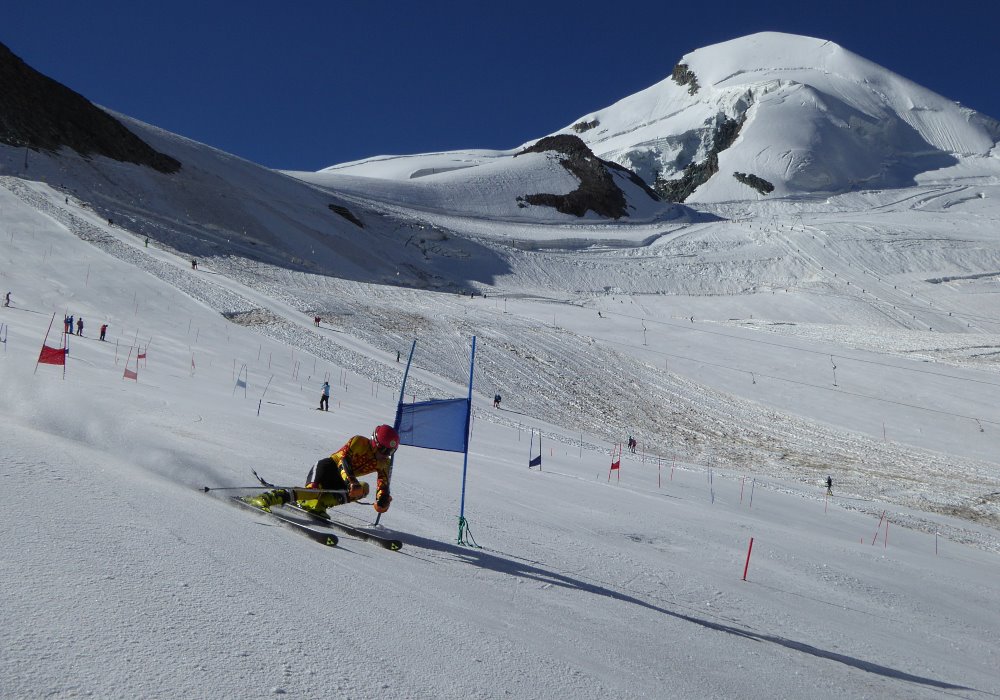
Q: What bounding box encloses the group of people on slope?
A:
[62,314,109,341]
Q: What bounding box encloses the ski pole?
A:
[202,485,277,492]
[202,485,349,495]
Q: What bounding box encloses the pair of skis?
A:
[207,470,402,551]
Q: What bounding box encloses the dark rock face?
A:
[328,203,363,227]
[671,63,700,95]
[515,134,658,219]
[571,119,599,133]
[654,115,745,202]
[733,171,774,195]
[0,42,180,174]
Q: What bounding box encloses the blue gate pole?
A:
[458,336,477,544]
[376,340,416,528]
[394,340,417,420]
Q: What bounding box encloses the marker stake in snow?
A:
[871,510,886,546]
[742,537,754,581]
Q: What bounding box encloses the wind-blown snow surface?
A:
[2,168,1000,698]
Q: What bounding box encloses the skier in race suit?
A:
[249,424,399,517]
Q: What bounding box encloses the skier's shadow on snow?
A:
[404,533,974,693]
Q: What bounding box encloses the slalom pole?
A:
[742,537,755,581]
[33,312,56,375]
[457,336,477,545]
[871,510,886,546]
[377,340,417,528]
[395,339,417,410]
[62,329,69,380]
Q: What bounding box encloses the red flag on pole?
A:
[38,345,67,365]
[608,443,622,482]
[34,313,68,379]
[122,347,138,381]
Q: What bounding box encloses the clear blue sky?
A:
[5,1,998,171]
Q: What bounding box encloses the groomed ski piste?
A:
[3,161,1000,699]
[3,31,1000,696]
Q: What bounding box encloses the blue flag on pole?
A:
[395,398,470,453]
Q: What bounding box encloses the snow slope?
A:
[2,30,1000,698]
[3,171,1000,700]
[553,32,1000,201]
[325,33,1000,204]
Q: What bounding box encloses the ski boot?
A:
[296,491,348,519]
[245,489,291,512]
[295,501,330,519]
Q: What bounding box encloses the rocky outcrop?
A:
[653,116,745,201]
[671,63,700,95]
[0,42,180,174]
[515,134,658,219]
[733,172,774,195]
[328,203,363,227]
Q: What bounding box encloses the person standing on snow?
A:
[99,323,108,341]
[76,317,84,336]
[248,424,399,517]
[319,381,330,411]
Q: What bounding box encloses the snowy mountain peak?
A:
[556,32,1000,202]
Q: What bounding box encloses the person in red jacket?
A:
[249,424,399,517]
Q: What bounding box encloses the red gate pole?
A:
[742,537,755,581]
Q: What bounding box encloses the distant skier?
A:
[99,323,108,341]
[248,424,400,517]
[191,259,198,270]
[628,436,637,454]
[319,381,330,411]
[826,476,833,496]
[76,317,83,336]
[3,291,10,307]
[493,393,502,409]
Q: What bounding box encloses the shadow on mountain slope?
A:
[0,42,179,174]
[0,136,512,294]
[404,534,973,693]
